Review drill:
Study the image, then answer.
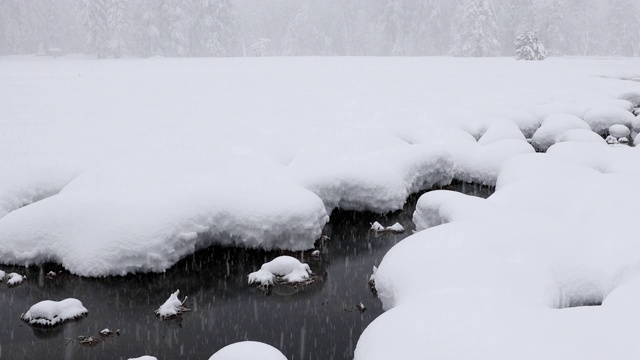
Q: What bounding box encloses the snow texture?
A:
[21,298,88,327]
[127,357,157,360]
[0,270,5,280]
[209,341,287,360]
[248,256,311,286]
[0,57,639,276]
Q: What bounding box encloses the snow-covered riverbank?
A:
[0,56,638,278]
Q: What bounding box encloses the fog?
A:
[0,0,639,58]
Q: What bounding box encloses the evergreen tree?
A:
[515,30,546,60]
[79,0,108,58]
[452,0,502,57]
[106,0,130,57]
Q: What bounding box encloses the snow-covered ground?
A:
[0,56,639,277]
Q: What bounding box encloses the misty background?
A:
[1,0,639,58]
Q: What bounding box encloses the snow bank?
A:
[0,56,638,276]
[128,357,157,360]
[556,128,606,144]
[209,341,287,360]
[248,256,311,286]
[21,298,88,326]
[357,140,640,360]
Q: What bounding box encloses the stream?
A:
[0,182,493,360]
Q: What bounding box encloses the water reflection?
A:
[0,181,492,360]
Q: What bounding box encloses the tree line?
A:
[1,0,639,58]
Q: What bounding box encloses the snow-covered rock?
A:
[128,357,157,360]
[0,270,5,280]
[7,272,25,287]
[370,222,405,233]
[209,341,287,360]
[370,222,386,232]
[609,124,631,138]
[155,290,189,319]
[248,256,311,286]
[21,298,88,326]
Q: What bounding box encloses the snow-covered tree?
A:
[515,30,546,60]
[452,0,502,57]
[106,0,130,57]
[134,0,161,57]
[79,0,109,58]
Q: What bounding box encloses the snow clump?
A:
[531,114,590,151]
[248,256,311,286]
[0,270,5,280]
[155,290,189,319]
[21,298,88,327]
[128,357,158,360]
[209,341,287,360]
[583,107,635,135]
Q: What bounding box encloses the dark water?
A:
[0,182,492,360]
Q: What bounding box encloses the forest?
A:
[1,0,639,58]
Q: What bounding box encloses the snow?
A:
[357,139,640,360]
[0,56,639,276]
[7,272,25,286]
[127,357,157,360]
[371,221,405,233]
[583,107,636,135]
[155,290,189,319]
[531,114,591,151]
[20,298,88,326]
[0,270,5,280]
[556,128,606,145]
[248,256,311,286]
[370,222,386,232]
[209,341,287,360]
[610,124,631,138]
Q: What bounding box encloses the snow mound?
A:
[556,129,606,145]
[0,270,5,280]
[610,124,631,138]
[477,119,526,145]
[289,138,454,214]
[583,107,636,135]
[21,298,88,327]
[454,139,534,186]
[618,91,640,108]
[209,341,287,360]
[531,114,591,151]
[128,357,157,360]
[248,256,311,286]
[7,272,25,287]
[155,290,189,319]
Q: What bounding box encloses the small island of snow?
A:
[248,256,312,287]
[155,290,190,319]
[21,298,88,327]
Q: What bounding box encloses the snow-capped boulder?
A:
[7,272,25,287]
[609,124,631,138]
[0,270,5,280]
[128,357,157,360]
[583,107,635,135]
[209,341,287,360]
[21,298,88,326]
[248,256,312,286]
[155,290,189,319]
[531,114,590,151]
[370,222,405,233]
[556,129,605,145]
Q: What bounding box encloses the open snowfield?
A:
[0,55,639,280]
